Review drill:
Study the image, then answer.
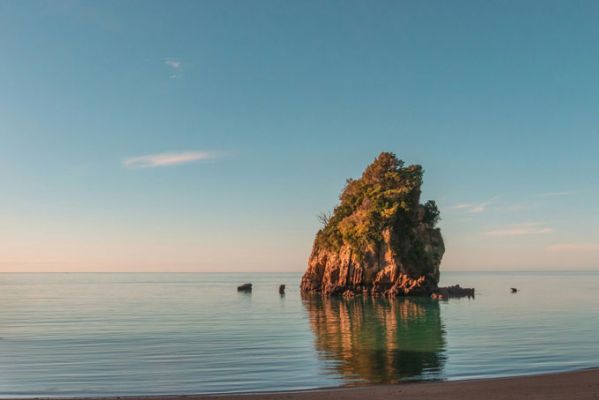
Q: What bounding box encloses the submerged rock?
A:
[237,283,252,292]
[301,152,472,298]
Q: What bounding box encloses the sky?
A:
[1,0,598,272]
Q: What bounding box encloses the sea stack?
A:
[300,152,446,297]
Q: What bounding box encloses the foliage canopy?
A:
[316,152,439,252]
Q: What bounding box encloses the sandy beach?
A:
[21,368,599,400]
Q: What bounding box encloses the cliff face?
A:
[300,152,445,297]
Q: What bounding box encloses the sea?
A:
[1,271,598,397]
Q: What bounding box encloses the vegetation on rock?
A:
[301,152,446,297]
[315,152,439,259]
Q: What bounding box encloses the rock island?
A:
[300,152,473,299]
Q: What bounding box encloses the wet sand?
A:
[21,368,599,400]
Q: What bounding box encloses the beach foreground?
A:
[23,369,599,400]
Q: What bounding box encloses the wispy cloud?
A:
[165,60,181,69]
[123,151,224,168]
[537,191,572,198]
[164,59,182,79]
[546,243,599,253]
[485,223,555,237]
[451,198,496,214]
[494,203,535,212]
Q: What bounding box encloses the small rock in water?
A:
[279,284,286,294]
[511,287,518,293]
[237,283,252,292]
[432,284,475,299]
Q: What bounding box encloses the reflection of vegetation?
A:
[303,295,445,383]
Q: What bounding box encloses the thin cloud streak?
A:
[547,243,599,253]
[537,191,572,198]
[451,198,496,214]
[451,203,487,213]
[485,223,555,236]
[123,151,224,168]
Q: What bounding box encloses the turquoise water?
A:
[1,272,598,397]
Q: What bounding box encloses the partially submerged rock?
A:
[431,285,475,300]
[300,152,473,299]
[237,283,252,292]
[279,284,286,294]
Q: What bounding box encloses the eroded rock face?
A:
[300,152,445,297]
[301,219,444,297]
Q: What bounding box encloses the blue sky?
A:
[1,0,598,272]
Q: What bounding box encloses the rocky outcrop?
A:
[237,283,252,292]
[431,285,475,300]
[301,152,451,298]
[302,225,444,297]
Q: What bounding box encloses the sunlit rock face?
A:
[302,295,445,383]
[301,152,445,297]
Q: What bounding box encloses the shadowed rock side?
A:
[302,295,445,383]
[301,152,446,297]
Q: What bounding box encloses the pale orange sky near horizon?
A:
[2,1,599,273]
[2,203,598,273]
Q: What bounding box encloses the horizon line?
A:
[1,269,598,274]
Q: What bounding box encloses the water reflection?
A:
[302,295,446,384]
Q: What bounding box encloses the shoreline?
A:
[10,368,599,400]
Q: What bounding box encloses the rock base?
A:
[302,280,475,301]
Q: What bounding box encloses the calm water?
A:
[1,272,598,397]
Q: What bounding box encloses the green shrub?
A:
[316,152,438,253]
